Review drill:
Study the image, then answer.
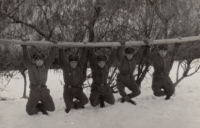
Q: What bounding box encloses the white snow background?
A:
[0,62,200,128]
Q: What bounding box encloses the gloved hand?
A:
[143,38,151,45]
[128,99,136,105]
[21,45,27,47]
[118,95,130,103]
[120,41,126,47]
[175,43,181,46]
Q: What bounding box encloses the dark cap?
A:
[158,44,168,50]
[69,55,79,62]
[32,54,44,60]
[97,55,107,61]
[125,47,134,54]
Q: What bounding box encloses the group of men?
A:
[21,40,180,115]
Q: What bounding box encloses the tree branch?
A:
[7,14,48,39]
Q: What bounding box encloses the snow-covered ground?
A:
[0,62,200,128]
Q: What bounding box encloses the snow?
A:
[0,62,200,128]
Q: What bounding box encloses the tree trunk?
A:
[164,20,169,39]
[174,59,193,87]
[21,70,27,98]
[136,61,151,86]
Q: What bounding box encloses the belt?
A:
[30,84,47,88]
[37,85,47,88]
[65,85,82,89]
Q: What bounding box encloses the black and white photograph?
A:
[0,0,200,128]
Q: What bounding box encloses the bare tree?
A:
[0,0,200,95]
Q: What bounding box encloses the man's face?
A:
[34,59,44,67]
[97,61,106,68]
[70,61,78,69]
[158,50,167,57]
[125,54,134,60]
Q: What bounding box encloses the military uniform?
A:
[145,44,180,99]
[59,48,88,110]
[22,46,55,115]
[89,49,116,107]
[116,47,145,101]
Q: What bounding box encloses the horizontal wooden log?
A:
[126,36,200,46]
[0,39,120,47]
[0,36,200,47]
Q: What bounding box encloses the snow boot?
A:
[36,103,48,115]
[73,100,85,109]
[65,108,71,113]
[118,97,136,105]
[128,99,136,105]
[73,102,78,109]
[118,98,125,103]
[99,95,105,108]
[165,95,171,100]
[163,87,171,100]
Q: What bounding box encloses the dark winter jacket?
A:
[116,47,145,78]
[145,44,180,76]
[22,46,56,87]
[89,48,116,85]
[59,48,88,87]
